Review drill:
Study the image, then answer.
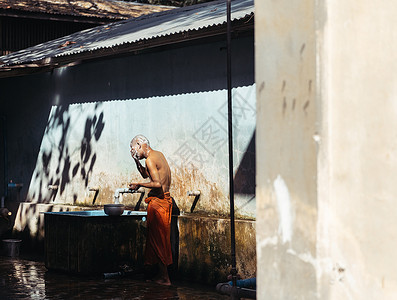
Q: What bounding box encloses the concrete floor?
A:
[0,255,229,299]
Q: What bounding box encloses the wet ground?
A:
[0,255,229,300]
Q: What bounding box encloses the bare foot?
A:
[146,276,171,286]
[154,278,171,286]
[151,263,171,286]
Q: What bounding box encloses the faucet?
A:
[114,187,145,204]
[88,186,100,205]
[187,190,201,197]
[187,190,201,213]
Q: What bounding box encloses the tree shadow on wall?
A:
[32,103,105,204]
[10,102,108,257]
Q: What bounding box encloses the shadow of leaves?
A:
[34,103,105,204]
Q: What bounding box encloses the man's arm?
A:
[129,158,161,190]
[134,158,149,179]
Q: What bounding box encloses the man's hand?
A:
[131,149,139,161]
[129,183,140,191]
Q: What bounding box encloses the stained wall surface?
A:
[1,34,257,281]
[256,0,397,299]
[255,0,317,298]
[1,35,256,218]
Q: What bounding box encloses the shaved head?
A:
[131,135,150,147]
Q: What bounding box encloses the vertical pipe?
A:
[0,17,3,55]
[226,0,238,298]
[1,116,7,198]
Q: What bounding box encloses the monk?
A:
[129,135,173,286]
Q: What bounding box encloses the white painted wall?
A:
[2,35,256,219]
[256,0,397,299]
[27,86,256,217]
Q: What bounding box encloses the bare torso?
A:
[146,150,171,197]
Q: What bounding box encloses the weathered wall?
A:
[23,87,255,217]
[255,0,317,298]
[1,34,256,281]
[178,215,256,284]
[1,35,255,218]
[316,1,397,299]
[256,0,397,299]
[13,203,256,283]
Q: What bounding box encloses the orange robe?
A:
[144,192,173,266]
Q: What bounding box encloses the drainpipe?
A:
[1,115,7,200]
[226,0,238,299]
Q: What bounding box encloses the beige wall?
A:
[255,0,318,298]
[317,1,397,299]
[256,0,397,299]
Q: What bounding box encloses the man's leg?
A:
[154,262,171,286]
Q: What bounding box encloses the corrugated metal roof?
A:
[0,0,173,20]
[0,0,253,68]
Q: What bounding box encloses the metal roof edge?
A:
[0,0,254,73]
